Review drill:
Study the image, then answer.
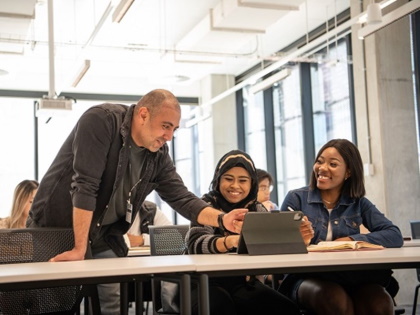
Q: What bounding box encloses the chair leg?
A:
[84,297,89,315]
[413,284,420,315]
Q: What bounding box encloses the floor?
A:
[124,303,419,315]
[78,300,418,314]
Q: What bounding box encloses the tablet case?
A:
[236,211,308,255]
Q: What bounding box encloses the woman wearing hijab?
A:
[186,150,303,315]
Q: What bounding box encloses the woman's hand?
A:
[262,200,276,211]
[127,233,144,247]
[218,235,240,252]
[300,216,314,246]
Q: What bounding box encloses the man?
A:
[27,89,246,314]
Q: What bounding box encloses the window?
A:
[273,65,306,201]
[243,88,267,169]
[0,98,36,218]
[311,39,353,153]
[240,37,354,204]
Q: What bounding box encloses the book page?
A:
[307,241,384,252]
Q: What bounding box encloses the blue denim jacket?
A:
[280,186,403,248]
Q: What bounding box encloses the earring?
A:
[344,177,348,180]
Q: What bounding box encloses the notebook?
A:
[236,211,308,255]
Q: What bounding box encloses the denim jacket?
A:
[280,186,403,248]
[28,103,208,256]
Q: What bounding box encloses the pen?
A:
[288,206,306,221]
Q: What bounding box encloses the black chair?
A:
[0,228,100,315]
[410,220,420,315]
[149,224,190,315]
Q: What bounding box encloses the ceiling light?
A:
[112,0,134,23]
[71,59,91,87]
[358,0,397,24]
[358,0,420,39]
[367,3,382,24]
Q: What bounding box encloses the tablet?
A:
[236,211,308,255]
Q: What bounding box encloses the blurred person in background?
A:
[0,179,39,229]
[256,169,279,211]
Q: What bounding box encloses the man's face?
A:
[131,104,180,152]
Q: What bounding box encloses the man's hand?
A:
[49,248,86,262]
[223,208,248,234]
[300,216,314,246]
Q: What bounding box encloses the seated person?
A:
[0,179,39,229]
[123,200,172,306]
[186,149,313,315]
[256,168,279,211]
[124,200,172,247]
[279,139,404,315]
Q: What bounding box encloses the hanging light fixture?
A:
[367,1,382,25]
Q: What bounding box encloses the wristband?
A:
[217,212,227,233]
[223,235,230,251]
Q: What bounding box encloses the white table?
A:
[403,239,420,247]
[0,247,418,315]
[192,247,420,275]
[0,255,196,315]
[189,247,420,315]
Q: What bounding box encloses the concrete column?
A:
[198,74,237,190]
[351,0,420,306]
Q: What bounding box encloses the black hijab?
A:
[202,150,259,213]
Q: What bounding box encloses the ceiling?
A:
[0,0,350,100]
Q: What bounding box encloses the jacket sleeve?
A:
[351,198,404,248]
[71,107,114,211]
[186,224,223,254]
[154,151,209,224]
[279,190,302,212]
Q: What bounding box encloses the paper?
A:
[307,241,384,252]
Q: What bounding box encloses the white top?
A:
[326,208,333,241]
[124,206,172,247]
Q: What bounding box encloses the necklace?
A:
[322,198,338,205]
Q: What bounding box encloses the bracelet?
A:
[223,235,230,251]
[217,212,227,233]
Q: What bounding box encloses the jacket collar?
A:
[120,104,136,141]
[307,188,355,206]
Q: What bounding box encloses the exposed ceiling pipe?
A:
[197,0,400,109]
[47,0,55,98]
[83,1,114,49]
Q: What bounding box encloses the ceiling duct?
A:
[0,0,36,54]
[175,0,304,59]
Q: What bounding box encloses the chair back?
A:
[0,228,82,314]
[149,225,190,256]
[410,220,420,282]
[149,225,190,314]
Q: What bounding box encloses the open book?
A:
[307,241,384,252]
[127,245,151,256]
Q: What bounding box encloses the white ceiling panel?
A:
[0,0,350,99]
